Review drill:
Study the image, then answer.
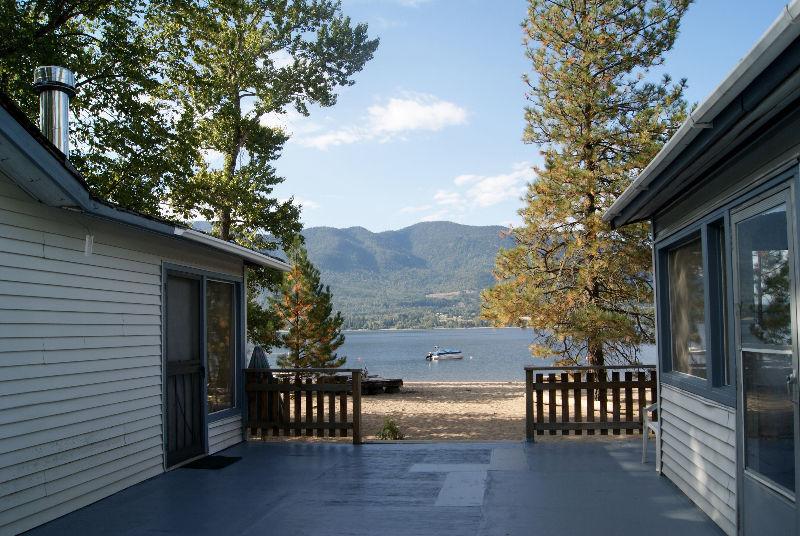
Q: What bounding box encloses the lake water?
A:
[335,328,657,381]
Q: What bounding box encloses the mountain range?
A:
[193,220,513,329]
[302,221,512,329]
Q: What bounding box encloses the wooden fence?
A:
[245,368,362,444]
[525,365,656,441]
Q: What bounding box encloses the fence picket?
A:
[305,378,313,436]
[548,373,557,435]
[611,372,621,436]
[244,369,362,444]
[525,366,655,437]
[586,371,595,436]
[340,392,348,438]
[599,371,608,436]
[573,372,582,436]
[624,371,633,435]
[282,378,291,436]
[535,373,544,436]
[328,392,336,438]
[637,371,646,435]
[560,373,569,435]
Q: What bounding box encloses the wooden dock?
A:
[361,376,403,395]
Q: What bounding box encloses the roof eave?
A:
[173,229,291,271]
[0,93,289,271]
[604,0,800,227]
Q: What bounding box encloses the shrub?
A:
[376,418,404,440]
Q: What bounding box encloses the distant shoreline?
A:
[343,326,526,333]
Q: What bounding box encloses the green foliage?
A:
[152,0,378,342]
[301,222,513,329]
[154,0,379,249]
[482,0,691,365]
[0,1,194,216]
[376,418,404,440]
[273,242,346,369]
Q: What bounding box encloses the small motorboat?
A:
[425,346,463,361]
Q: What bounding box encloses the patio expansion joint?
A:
[407,446,529,508]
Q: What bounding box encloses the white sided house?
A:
[606,3,800,535]
[0,69,289,534]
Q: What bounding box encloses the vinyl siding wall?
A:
[0,173,244,535]
[659,383,737,536]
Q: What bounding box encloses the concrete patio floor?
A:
[27,439,723,536]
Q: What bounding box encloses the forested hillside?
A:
[302,222,512,329]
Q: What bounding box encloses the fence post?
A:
[352,370,362,445]
[525,368,534,443]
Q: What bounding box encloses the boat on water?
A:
[425,346,463,361]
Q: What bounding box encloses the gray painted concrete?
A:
[26,440,724,536]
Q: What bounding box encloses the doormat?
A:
[182,456,242,470]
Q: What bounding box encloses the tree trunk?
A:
[218,92,243,243]
[219,209,232,241]
[587,338,604,367]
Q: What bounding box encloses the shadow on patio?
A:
[26,438,722,536]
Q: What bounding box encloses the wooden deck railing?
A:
[245,368,362,444]
[524,365,656,442]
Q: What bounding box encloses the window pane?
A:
[166,276,200,362]
[737,204,795,492]
[668,236,707,378]
[207,281,236,413]
[710,221,731,386]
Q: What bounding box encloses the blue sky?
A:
[269,0,788,232]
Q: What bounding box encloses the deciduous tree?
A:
[0,0,195,215]
[156,0,378,250]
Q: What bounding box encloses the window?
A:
[658,216,734,404]
[667,236,708,378]
[207,280,237,414]
[707,220,730,387]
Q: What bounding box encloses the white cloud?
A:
[453,173,481,186]
[464,162,533,207]
[409,163,533,224]
[399,204,433,213]
[280,196,320,211]
[433,190,464,207]
[296,197,320,210]
[260,109,324,136]
[297,93,467,150]
[368,95,467,134]
[394,0,432,6]
[419,208,463,223]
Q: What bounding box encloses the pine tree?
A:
[482,0,691,366]
[274,243,346,369]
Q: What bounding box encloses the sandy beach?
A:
[361,382,526,441]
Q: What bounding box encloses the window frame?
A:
[656,209,737,406]
[162,263,245,425]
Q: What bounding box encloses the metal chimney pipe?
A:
[33,66,76,158]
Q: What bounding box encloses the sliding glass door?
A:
[164,268,241,467]
[733,190,799,534]
[207,280,237,414]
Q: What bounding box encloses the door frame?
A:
[730,181,800,533]
[161,263,245,469]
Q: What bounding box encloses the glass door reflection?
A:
[736,202,795,494]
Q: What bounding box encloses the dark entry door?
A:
[732,191,799,534]
[165,274,205,467]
